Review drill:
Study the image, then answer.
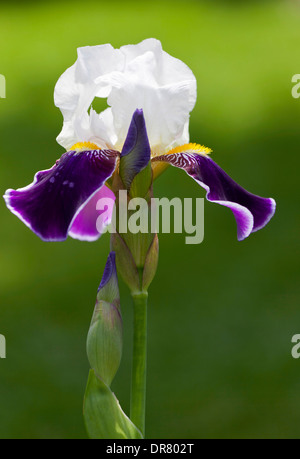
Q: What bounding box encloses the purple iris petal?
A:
[119,109,151,188]
[97,251,120,308]
[98,251,117,291]
[153,153,276,241]
[4,149,118,241]
[69,185,116,241]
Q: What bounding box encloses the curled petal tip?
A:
[152,152,276,241]
[251,197,276,235]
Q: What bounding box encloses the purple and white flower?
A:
[4,39,275,242]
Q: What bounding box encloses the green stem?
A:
[130,290,148,437]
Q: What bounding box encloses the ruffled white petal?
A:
[54,38,197,153]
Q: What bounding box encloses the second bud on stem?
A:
[86,252,122,387]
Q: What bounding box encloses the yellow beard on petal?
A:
[70,141,101,151]
[151,142,212,180]
[165,143,212,156]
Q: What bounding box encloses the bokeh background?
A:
[0,0,299,439]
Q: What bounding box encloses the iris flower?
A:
[4,39,275,242]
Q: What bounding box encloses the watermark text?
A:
[0,74,5,98]
[291,334,300,359]
[95,191,204,245]
[0,334,6,358]
[292,74,300,99]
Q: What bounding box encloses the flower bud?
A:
[86,252,122,387]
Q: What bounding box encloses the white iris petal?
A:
[54,38,197,153]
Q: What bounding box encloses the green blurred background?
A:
[0,0,299,439]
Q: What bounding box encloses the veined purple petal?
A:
[69,185,115,241]
[153,153,276,241]
[119,109,151,189]
[4,149,118,241]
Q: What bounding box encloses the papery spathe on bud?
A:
[87,300,122,387]
[86,252,122,387]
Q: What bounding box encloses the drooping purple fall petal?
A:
[4,149,118,241]
[152,152,276,241]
